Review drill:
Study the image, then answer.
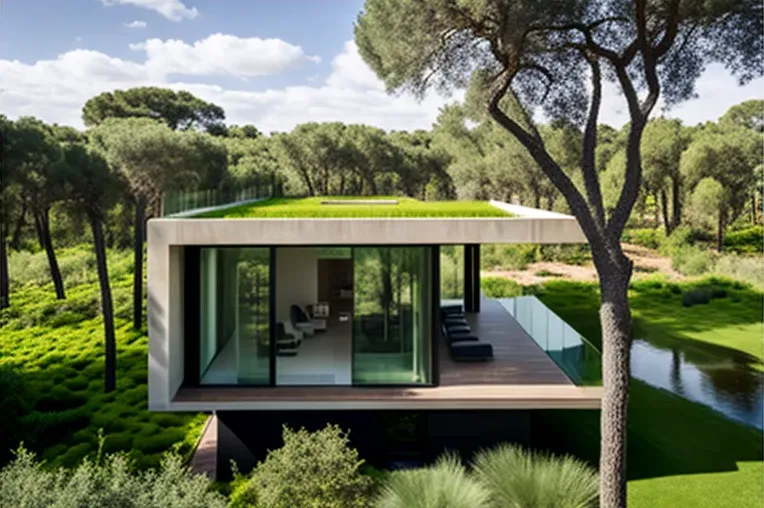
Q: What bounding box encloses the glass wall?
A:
[440,245,463,306]
[352,247,431,385]
[199,247,271,385]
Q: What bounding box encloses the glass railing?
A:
[497,296,602,385]
[161,176,283,216]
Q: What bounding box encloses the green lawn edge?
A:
[194,197,513,218]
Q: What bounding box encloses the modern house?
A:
[147,197,602,477]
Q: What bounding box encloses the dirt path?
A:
[485,243,683,285]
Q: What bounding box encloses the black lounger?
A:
[450,341,493,361]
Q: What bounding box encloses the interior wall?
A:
[276,247,318,323]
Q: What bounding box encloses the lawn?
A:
[527,277,764,507]
[0,247,205,469]
[196,196,513,218]
[532,276,764,367]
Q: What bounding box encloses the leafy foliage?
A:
[82,87,226,133]
[0,446,226,508]
[0,248,204,469]
[238,424,374,508]
[481,276,523,298]
[724,225,763,253]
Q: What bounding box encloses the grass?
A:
[0,248,205,469]
[530,276,764,367]
[526,277,764,507]
[196,196,512,218]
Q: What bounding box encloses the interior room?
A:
[196,246,432,387]
[274,247,354,386]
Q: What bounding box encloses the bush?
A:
[713,254,764,290]
[623,228,662,249]
[472,444,599,508]
[240,424,374,508]
[376,454,490,508]
[0,366,31,463]
[537,244,591,266]
[482,244,538,271]
[681,287,713,307]
[724,225,763,254]
[0,446,227,508]
[671,246,716,276]
[481,276,523,298]
[659,225,696,256]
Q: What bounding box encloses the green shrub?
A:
[242,424,374,508]
[472,444,599,508]
[537,244,591,265]
[724,225,763,253]
[659,225,696,256]
[481,276,523,298]
[713,254,764,290]
[0,366,32,463]
[671,246,716,276]
[481,244,538,270]
[0,446,227,508]
[681,287,713,307]
[623,228,662,249]
[376,454,490,508]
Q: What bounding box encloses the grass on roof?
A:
[195,197,512,218]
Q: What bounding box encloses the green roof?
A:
[194,197,512,218]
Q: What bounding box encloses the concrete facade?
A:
[147,201,589,411]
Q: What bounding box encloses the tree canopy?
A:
[82,87,226,133]
[355,2,763,507]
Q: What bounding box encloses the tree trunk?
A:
[133,198,146,329]
[0,225,9,309]
[671,178,682,231]
[752,194,757,224]
[35,208,65,300]
[660,190,671,236]
[717,210,725,252]
[11,201,26,251]
[90,213,116,393]
[653,192,660,228]
[598,268,632,508]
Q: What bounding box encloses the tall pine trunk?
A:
[717,209,725,252]
[11,202,26,251]
[0,225,9,309]
[660,190,671,236]
[598,266,632,508]
[90,213,116,392]
[133,197,146,330]
[35,208,65,300]
[671,178,682,231]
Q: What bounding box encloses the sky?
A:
[1,0,762,134]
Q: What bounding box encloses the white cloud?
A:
[125,20,148,28]
[325,41,384,92]
[1,40,758,136]
[101,0,197,22]
[132,34,320,78]
[597,63,763,128]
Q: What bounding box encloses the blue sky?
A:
[1,0,762,133]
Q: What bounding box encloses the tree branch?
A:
[580,52,606,228]
[487,72,601,242]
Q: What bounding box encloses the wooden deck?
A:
[173,298,602,410]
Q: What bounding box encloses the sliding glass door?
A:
[352,247,431,385]
[198,247,271,385]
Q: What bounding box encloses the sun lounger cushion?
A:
[450,341,493,361]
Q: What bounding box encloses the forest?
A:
[1,84,762,508]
